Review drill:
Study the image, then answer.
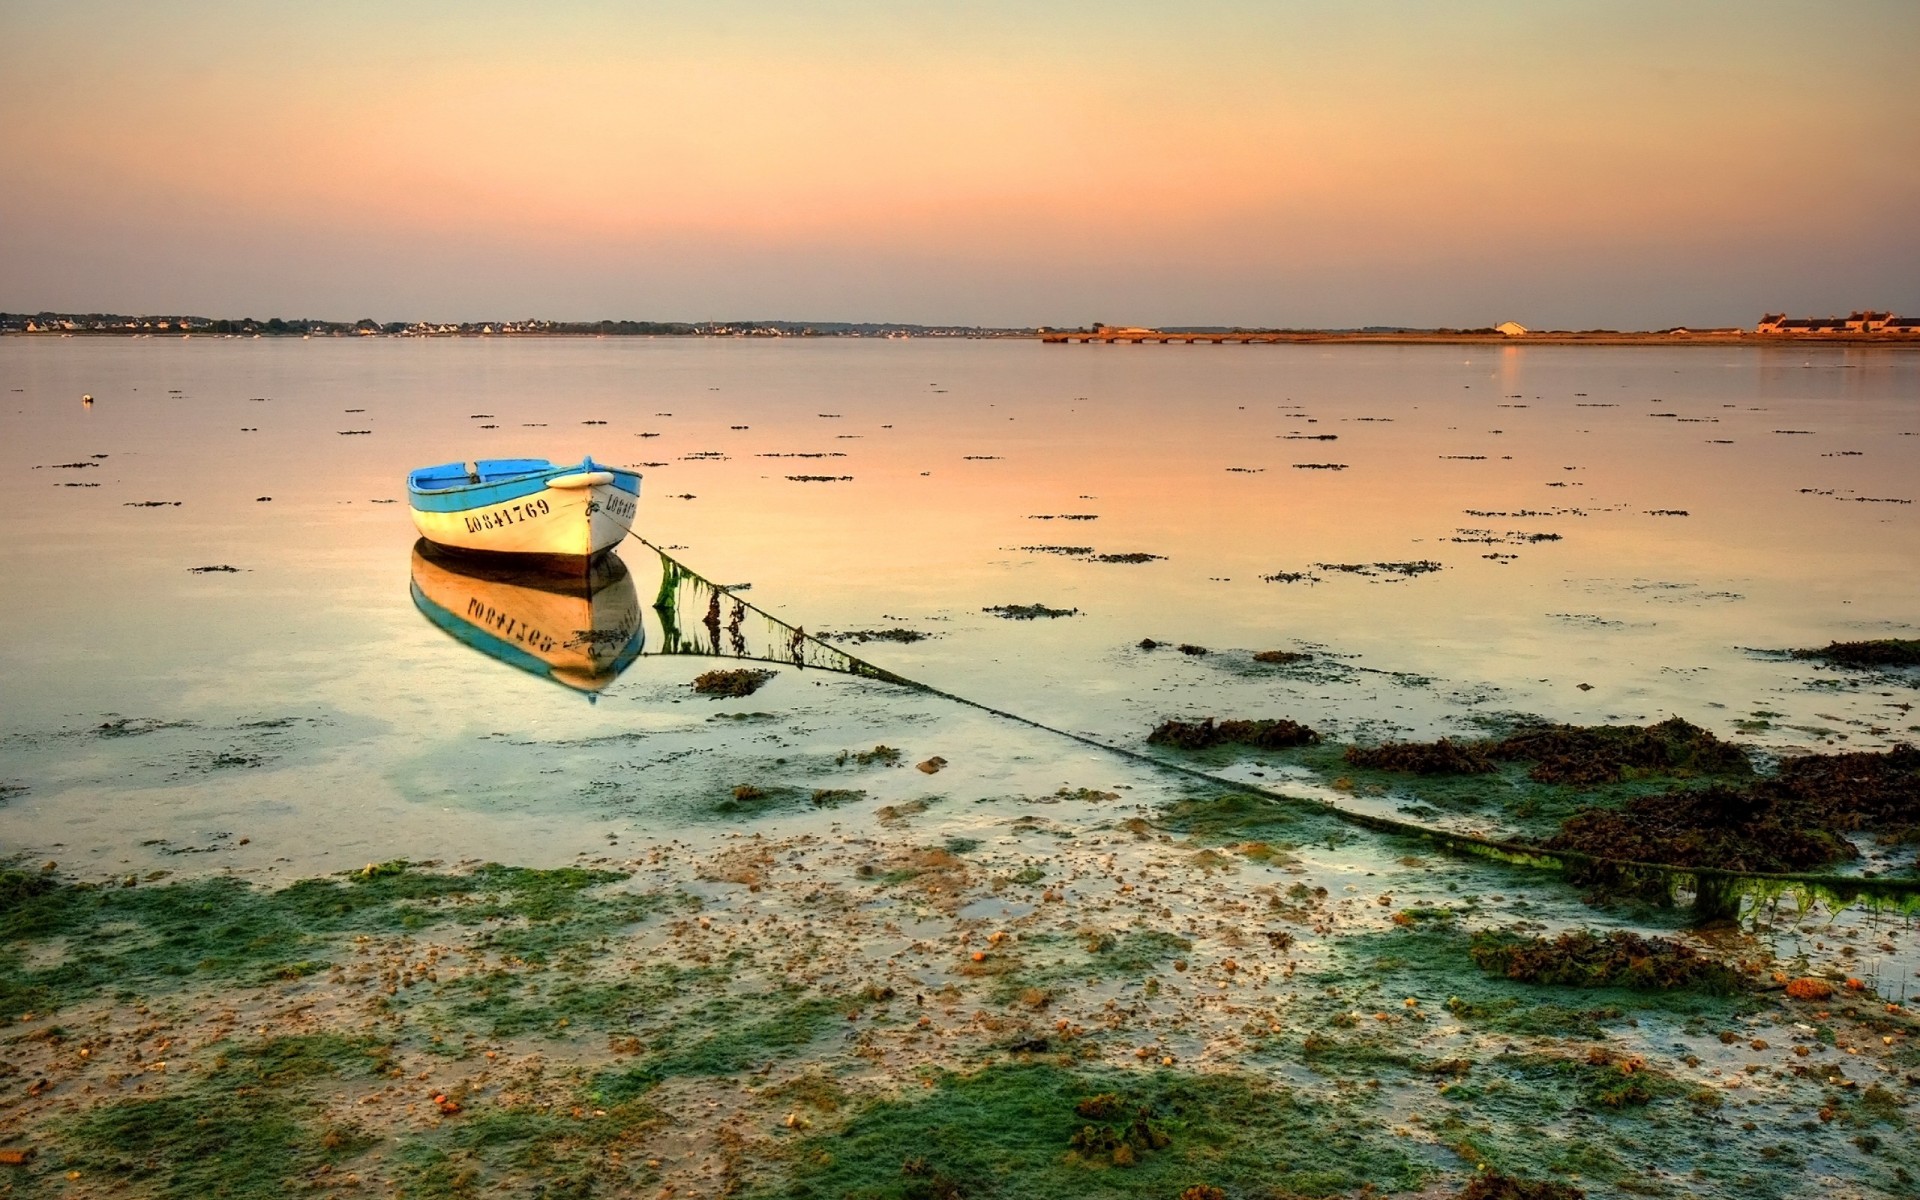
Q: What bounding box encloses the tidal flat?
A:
[2,338,1918,1197]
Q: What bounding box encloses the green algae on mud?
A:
[590,992,849,1102]
[987,929,1194,1007]
[37,1032,663,1200]
[390,1096,662,1199]
[1310,925,1761,1039]
[760,1063,1427,1200]
[39,1035,388,1197]
[0,862,667,1016]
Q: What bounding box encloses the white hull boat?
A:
[407,456,641,564]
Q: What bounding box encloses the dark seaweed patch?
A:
[1791,639,1920,668]
[1345,738,1496,775]
[1541,742,1919,871]
[692,668,777,697]
[1147,718,1321,751]
[822,628,930,644]
[1346,719,1749,787]
[984,603,1078,619]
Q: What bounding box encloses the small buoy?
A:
[82,394,93,407]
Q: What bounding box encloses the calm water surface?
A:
[2,337,1916,874]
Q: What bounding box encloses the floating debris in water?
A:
[1027,514,1098,521]
[786,475,853,482]
[1310,560,1443,578]
[187,565,244,574]
[123,501,181,507]
[1091,552,1165,564]
[822,628,930,645]
[1292,463,1348,470]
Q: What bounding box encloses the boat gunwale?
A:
[407,458,640,515]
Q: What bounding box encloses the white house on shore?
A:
[1494,321,1528,337]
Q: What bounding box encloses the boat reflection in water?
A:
[409,540,645,693]
[409,538,908,695]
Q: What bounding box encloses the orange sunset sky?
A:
[3,1,1916,327]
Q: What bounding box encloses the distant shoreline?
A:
[6,329,1919,347]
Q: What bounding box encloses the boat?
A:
[409,539,645,692]
[407,456,640,563]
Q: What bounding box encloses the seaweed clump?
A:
[1774,742,1920,840]
[1345,738,1495,775]
[692,668,777,697]
[1791,639,1920,668]
[1458,1171,1585,1200]
[1342,718,1750,786]
[1543,783,1855,872]
[1252,650,1311,664]
[1490,717,1751,786]
[1543,743,1918,871]
[1148,718,1321,751]
[1468,929,1744,994]
[983,603,1078,620]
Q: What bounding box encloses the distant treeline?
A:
[0,312,1020,337]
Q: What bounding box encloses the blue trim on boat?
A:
[406,456,641,514]
[409,580,646,687]
[409,473,553,514]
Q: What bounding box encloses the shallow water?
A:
[4,337,1920,1198]
[3,337,1915,873]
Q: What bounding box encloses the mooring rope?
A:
[632,535,1920,915]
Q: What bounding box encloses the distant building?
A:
[1757,311,1904,335]
[1494,321,1528,337]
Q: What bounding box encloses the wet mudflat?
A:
[1,338,1918,1198]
